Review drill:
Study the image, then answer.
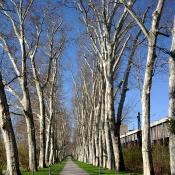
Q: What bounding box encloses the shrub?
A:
[0,139,6,175]
[152,144,170,175]
[122,144,170,175]
[123,146,143,173]
[18,144,29,170]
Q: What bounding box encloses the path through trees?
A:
[0,1,175,175]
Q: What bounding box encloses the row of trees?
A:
[0,1,70,174]
[73,0,175,175]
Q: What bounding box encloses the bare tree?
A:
[29,16,65,167]
[120,0,165,174]
[0,1,37,171]
[45,34,65,165]
[78,0,133,170]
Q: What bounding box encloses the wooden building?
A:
[120,118,169,146]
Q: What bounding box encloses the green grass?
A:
[22,160,66,175]
[75,160,141,175]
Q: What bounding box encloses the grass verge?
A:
[22,160,66,175]
[75,160,142,175]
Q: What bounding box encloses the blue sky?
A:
[60,1,173,130]
[60,5,82,112]
[0,0,173,131]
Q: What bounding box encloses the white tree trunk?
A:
[142,42,156,175]
[31,58,46,168]
[141,1,165,173]
[24,112,37,171]
[45,120,51,165]
[0,73,21,175]
[21,76,37,171]
[103,66,114,169]
[169,17,175,175]
[49,126,54,165]
[38,92,46,168]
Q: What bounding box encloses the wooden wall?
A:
[120,118,169,146]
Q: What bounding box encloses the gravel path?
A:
[60,159,88,175]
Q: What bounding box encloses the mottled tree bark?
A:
[141,2,164,174]
[169,18,175,175]
[0,72,21,175]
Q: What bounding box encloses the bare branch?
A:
[5,84,21,103]
[4,75,22,86]
[23,0,34,21]
[119,0,149,39]
[10,111,24,116]
[0,34,21,77]
[112,35,130,73]
[0,3,20,38]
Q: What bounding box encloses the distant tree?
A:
[77,0,133,170]
[29,15,65,168]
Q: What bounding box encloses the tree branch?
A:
[120,0,149,39]
[0,34,21,77]
[112,35,130,72]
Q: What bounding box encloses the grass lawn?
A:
[22,161,66,175]
[75,160,142,175]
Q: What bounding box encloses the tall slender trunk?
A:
[20,23,37,171]
[141,1,165,174]
[100,77,107,168]
[115,31,141,171]
[45,120,51,165]
[88,110,94,164]
[121,1,164,173]
[102,128,107,168]
[141,40,155,175]
[0,72,21,175]
[104,121,113,169]
[112,127,124,171]
[45,57,57,165]
[104,60,124,170]
[38,90,46,168]
[103,61,114,169]
[169,18,175,175]
[31,58,46,168]
[49,126,54,165]
[94,104,100,166]
[92,127,96,165]
[94,126,99,166]
[25,114,37,171]
[99,127,103,167]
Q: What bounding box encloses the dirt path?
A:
[60,159,88,175]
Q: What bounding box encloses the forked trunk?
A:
[141,1,164,174]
